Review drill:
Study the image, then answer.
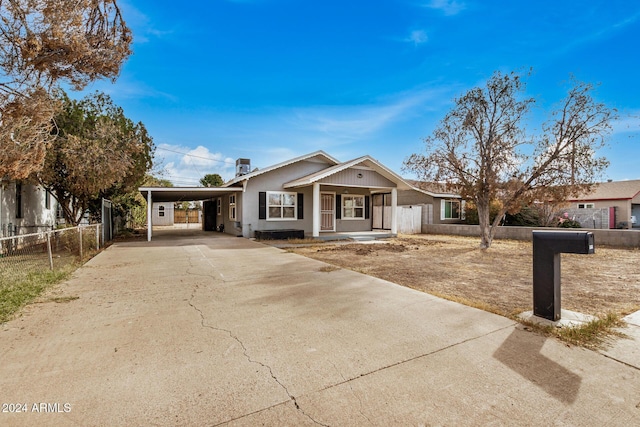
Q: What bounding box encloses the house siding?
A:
[236,159,393,237]
[1,182,57,236]
[239,160,329,237]
[567,199,632,229]
[152,202,174,226]
[209,192,244,236]
[322,185,373,233]
[319,168,395,188]
[397,189,463,225]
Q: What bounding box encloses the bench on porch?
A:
[254,229,305,240]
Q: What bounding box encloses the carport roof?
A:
[139,187,239,203]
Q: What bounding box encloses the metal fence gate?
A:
[102,199,113,243]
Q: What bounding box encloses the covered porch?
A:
[282,156,413,238]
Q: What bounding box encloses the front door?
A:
[320,192,335,231]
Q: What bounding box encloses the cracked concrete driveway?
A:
[1,228,639,426]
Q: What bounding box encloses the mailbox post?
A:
[532,230,595,321]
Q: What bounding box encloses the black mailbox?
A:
[532,231,595,321]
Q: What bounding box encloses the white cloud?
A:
[424,0,466,16]
[181,146,233,167]
[155,144,236,185]
[406,30,429,46]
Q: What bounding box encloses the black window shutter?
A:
[258,192,266,220]
[365,195,370,219]
[297,193,304,219]
[335,194,341,219]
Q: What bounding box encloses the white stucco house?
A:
[0,179,59,237]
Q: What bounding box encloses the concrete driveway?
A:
[1,229,639,426]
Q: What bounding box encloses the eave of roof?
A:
[138,187,239,203]
[409,186,461,199]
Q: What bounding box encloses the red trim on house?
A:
[566,197,632,202]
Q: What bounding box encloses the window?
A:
[342,195,365,219]
[216,198,221,215]
[45,190,51,210]
[267,191,297,220]
[577,203,595,209]
[159,206,165,217]
[229,194,237,220]
[441,199,461,220]
[15,182,22,219]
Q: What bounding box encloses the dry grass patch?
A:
[290,233,640,324]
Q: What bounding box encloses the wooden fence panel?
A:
[174,210,200,224]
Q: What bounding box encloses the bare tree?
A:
[0,0,132,179]
[405,71,615,249]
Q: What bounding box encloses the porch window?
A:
[229,194,237,220]
[217,198,221,215]
[342,195,365,219]
[267,191,297,220]
[441,199,461,220]
[577,203,594,209]
[159,206,165,217]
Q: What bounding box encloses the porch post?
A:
[312,183,320,237]
[391,188,398,235]
[147,190,153,242]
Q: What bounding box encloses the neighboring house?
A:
[152,202,174,226]
[397,181,464,226]
[140,151,463,240]
[0,179,59,237]
[565,179,640,229]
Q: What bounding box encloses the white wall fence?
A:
[397,205,423,234]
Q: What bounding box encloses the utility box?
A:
[532,231,595,321]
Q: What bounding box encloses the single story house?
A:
[565,179,640,229]
[152,202,174,226]
[139,151,463,241]
[398,181,464,227]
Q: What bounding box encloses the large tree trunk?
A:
[477,197,492,249]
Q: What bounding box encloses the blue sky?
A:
[78,0,640,184]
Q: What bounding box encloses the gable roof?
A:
[222,150,339,187]
[568,179,640,201]
[283,155,413,190]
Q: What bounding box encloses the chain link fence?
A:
[0,225,102,288]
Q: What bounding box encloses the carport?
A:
[139,187,240,241]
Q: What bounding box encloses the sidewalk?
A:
[1,229,638,426]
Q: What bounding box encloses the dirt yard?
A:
[288,234,640,318]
